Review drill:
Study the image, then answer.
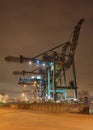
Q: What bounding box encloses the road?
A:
[0,108,93,130]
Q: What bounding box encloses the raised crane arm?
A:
[5,19,84,65]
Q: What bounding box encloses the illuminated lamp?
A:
[42,62,46,67]
[34,81,37,85]
[37,76,41,79]
[23,85,26,88]
[37,84,40,87]
[36,59,40,64]
[21,93,25,97]
[31,76,35,79]
[48,96,51,99]
[29,61,32,65]
[50,62,53,66]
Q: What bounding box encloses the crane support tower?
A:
[5,19,84,102]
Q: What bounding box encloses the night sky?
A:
[0,0,93,98]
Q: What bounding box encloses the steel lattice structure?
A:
[5,19,84,102]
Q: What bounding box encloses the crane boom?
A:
[5,55,43,63]
[33,18,85,59]
[13,70,43,75]
[72,18,84,44]
[5,19,84,64]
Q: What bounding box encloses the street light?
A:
[21,93,25,97]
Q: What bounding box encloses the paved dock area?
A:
[0,108,93,130]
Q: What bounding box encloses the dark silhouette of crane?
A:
[5,18,85,101]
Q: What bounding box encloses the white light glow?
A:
[36,60,40,64]
[37,76,41,79]
[31,76,35,79]
[48,96,51,99]
[50,62,53,66]
[42,63,46,67]
[29,61,32,65]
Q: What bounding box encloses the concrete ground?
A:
[0,108,93,130]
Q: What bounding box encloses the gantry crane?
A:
[13,68,47,99]
[5,18,84,101]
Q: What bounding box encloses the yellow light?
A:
[23,85,26,88]
[34,81,37,85]
[21,93,25,97]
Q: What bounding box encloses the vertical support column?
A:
[39,78,42,98]
[53,62,57,102]
[51,62,55,100]
[72,58,77,99]
[63,68,67,99]
[63,68,67,86]
[47,66,51,98]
